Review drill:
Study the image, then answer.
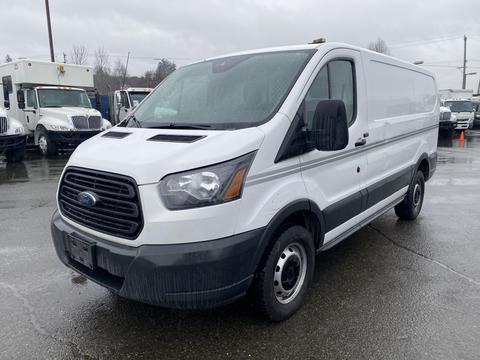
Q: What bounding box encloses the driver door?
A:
[23,89,40,131]
[299,49,369,244]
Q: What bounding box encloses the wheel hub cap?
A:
[273,242,307,304]
[413,183,422,207]
[38,136,47,153]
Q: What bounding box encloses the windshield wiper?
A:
[144,122,211,130]
[122,115,142,128]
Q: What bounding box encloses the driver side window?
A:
[304,59,356,130]
[26,89,37,108]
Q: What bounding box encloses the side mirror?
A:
[17,90,25,109]
[4,100,9,109]
[311,100,349,151]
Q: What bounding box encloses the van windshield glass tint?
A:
[37,89,91,108]
[132,50,315,129]
[445,100,474,113]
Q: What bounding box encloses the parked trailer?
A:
[0,60,111,156]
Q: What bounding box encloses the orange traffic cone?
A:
[459,131,465,141]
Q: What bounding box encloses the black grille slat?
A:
[61,185,139,218]
[88,116,102,129]
[148,134,205,143]
[0,117,7,134]
[59,167,143,239]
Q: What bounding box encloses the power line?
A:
[390,35,463,49]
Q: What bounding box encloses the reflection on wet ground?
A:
[1,130,480,359]
[0,150,68,184]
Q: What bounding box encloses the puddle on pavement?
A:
[71,273,88,285]
[0,151,69,184]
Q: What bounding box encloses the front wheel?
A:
[254,225,315,321]
[395,170,425,220]
[37,129,57,156]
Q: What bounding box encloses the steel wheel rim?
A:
[38,136,48,154]
[413,183,422,207]
[273,242,307,304]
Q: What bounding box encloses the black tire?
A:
[37,128,57,156]
[395,170,425,220]
[254,225,315,321]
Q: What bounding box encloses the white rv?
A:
[51,42,439,321]
[0,108,26,162]
[111,87,152,124]
[0,60,111,155]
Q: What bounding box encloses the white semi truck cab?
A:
[111,87,152,124]
[0,60,111,155]
[0,108,26,162]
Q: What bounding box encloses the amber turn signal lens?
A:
[223,167,247,200]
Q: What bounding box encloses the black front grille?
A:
[440,111,451,121]
[59,167,143,239]
[0,117,8,134]
[88,116,102,129]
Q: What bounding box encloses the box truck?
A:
[0,107,26,162]
[111,87,152,124]
[51,42,439,321]
[0,60,111,155]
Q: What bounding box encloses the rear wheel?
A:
[37,128,57,156]
[395,170,425,220]
[254,225,315,321]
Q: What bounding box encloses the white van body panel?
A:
[56,43,439,248]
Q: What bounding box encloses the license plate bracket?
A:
[66,234,95,270]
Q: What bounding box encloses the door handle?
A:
[355,138,367,147]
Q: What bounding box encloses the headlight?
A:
[14,127,23,134]
[159,152,256,210]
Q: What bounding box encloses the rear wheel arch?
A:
[415,153,430,181]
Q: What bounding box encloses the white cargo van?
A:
[0,108,26,162]
[111,87,152,124]
[51,42,439,321]
[0,60,111,155]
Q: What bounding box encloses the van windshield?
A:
[445,100,474,113]
[131,50,315,129]
[37,89,91,108]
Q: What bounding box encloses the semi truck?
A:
[0,108,26,162]
[0,60,111,156]
[110,87,152,124]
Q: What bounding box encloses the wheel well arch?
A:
[34,124,47,144]
[252,199,325,273]
[415,153,430,181]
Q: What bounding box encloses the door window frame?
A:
[275,56,358,163]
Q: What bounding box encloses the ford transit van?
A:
[51,42,439,321]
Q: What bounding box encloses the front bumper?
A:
[0,134,26,153]
[47,130,102,147]
[439,120,456,131]
[51,210,266,309]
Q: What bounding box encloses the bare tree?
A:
[70,45,89,65]
[154,58,176,82]
[93,47,111,75]
[367,38,391,55]
[112,58,128,88]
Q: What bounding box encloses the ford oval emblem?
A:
[77,191,99,207]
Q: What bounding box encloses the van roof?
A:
[200,42,435,78]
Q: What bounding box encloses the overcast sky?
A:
[1,0,480,90]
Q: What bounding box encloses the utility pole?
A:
[63,52,67,63]
[462,34,467,89]
[45,0,55,62]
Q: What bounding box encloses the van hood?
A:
[40,107,102,121]
[67,127,265,185]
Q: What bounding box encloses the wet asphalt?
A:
[1,132,480,360]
